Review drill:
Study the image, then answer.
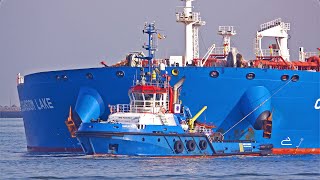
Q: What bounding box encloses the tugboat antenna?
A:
[142,22,158,73]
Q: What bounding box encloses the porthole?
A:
[86,73,93,79]
[142,137,145,142]
[116,71,125,78]
[171,69,179,76]
[246,73,255,80]
[281,74,289,81]
[209,70,219,78]
[55,75,61,80]
[62,75,68,80]
[291,74,299,82]
[158,138,161,142]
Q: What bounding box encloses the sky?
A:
[0,0,319,106]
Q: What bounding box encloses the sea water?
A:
[0,118,319,179]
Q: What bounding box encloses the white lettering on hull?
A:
[20,98,54,112]
[315,98,320,110]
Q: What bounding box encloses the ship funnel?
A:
[74,87,105,123]
[173,76,186,104]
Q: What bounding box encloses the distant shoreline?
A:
[0,111,22,118]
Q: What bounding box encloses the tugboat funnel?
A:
[74,87,105,123]
[173,76,186,104]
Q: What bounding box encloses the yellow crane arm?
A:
[188,106,207,130]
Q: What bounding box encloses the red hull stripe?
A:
[272,148,320,155]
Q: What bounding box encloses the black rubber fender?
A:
[199,140,207,150]
[186,140,196,151]
[174,140,184,153]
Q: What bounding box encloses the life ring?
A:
[174,140,184,153]
[199,140,207,150]
[171,69,179,76]
[186,140,196,151]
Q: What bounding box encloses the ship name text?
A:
[20,98,54,112]
[315,98,320,110]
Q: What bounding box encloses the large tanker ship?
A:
[17,0,320,154]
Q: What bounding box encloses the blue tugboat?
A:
[72,23,272,157]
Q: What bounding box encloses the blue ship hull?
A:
[17,66,320,154]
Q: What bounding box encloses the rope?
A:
[222,79,293,136]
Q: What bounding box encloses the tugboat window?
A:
[116,71,125,78]
[281,74,289,81]
[291,74,299,82]
[209,70,219,78]
[246,73,255,80]
[86,73,93,79]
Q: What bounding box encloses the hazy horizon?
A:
[0,0,319,106]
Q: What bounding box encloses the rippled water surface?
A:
[1,118,319,179]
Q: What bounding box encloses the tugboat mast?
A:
[142,22,158,72]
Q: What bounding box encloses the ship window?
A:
[246,73,255,80]
[109,144,118,151]
[133,93,144,101]
[171,69,179,76]
[133,93,144,107]
[62,75,68,80]
[291,74,299,82]
[281,74,289,81]
[144,93,155,107]
[155,94,162,101]
[144,94,153,101]
[155,94,163,106]
[86,73,93,79]
[55,75,61,80]
[209,70,219,78]
[116,71,125,78]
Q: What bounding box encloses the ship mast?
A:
[176,0,205,66]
